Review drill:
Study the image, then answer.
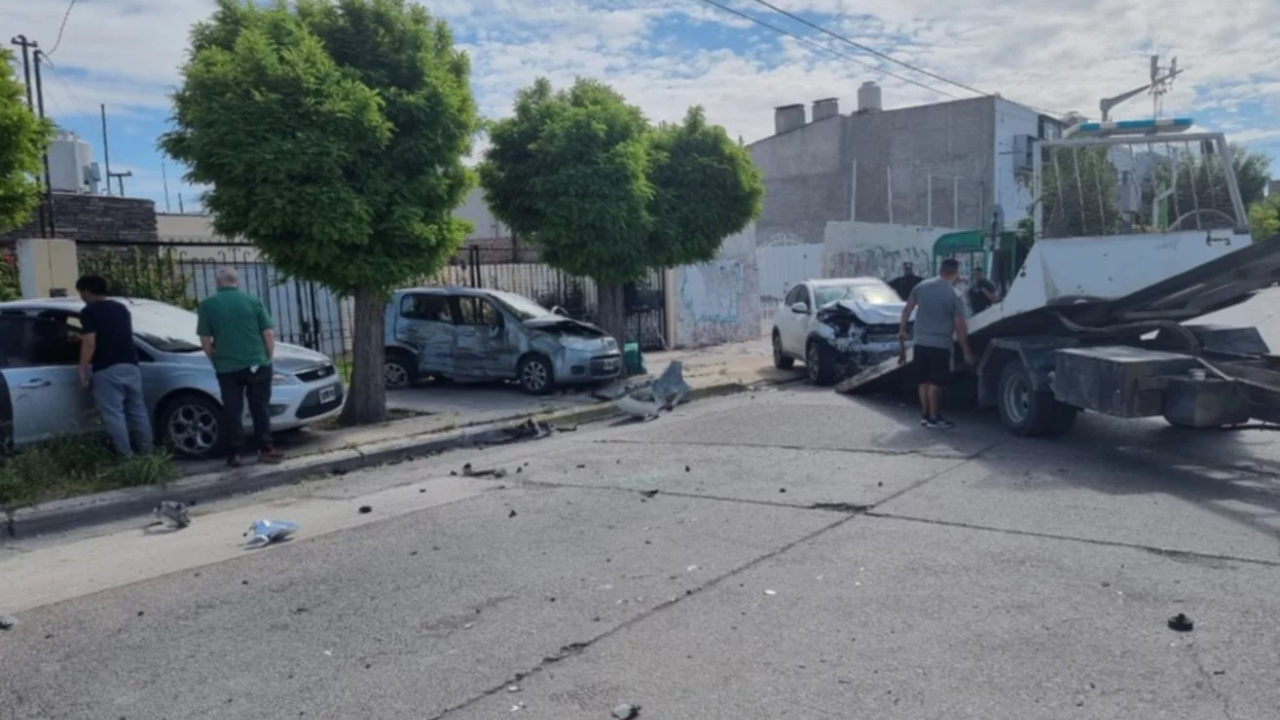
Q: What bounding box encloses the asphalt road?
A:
[4,372,1280,719]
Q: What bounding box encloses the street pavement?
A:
[4,372,1280,719]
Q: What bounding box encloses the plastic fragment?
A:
[154,501,191,528]
[612,703,641,719]
[244,519,299,548]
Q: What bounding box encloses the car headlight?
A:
[604,337,618,350]
[272,372,291,385]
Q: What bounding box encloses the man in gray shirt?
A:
[898,258,975,428]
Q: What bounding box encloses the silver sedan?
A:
[0,297,344,457]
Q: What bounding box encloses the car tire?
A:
[772,330,795,370]
[805,340,839,386]
[159,392,227,459]
[996,359,1078,436]
[384,350,418,390]
[518,355,554,396]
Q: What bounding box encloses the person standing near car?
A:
[197,267,283,467]
[967,266,1000,314]
[888,262,923,301]
[76,274,155,458]
[897,258,975,429]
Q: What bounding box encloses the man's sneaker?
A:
[920,415,931,427]
[258,449,285,465]
[930,415,956,429]
[226,454,243,468]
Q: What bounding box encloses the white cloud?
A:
[7,0,1277,186]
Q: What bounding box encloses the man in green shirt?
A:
[196,267,283,466]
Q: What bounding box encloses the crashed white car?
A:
[771,278,913,385]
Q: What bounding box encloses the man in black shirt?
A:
[77,275,154,458]
[888,262,923,301]
[967,266,999,314]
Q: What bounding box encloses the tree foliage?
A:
[1040,146,1120,238]
[1250,193,1280,242]
[162,0,479,424]
[1146,144,1271,231]
[0,48,54,233]
[479,78,762,340]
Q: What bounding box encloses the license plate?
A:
[602,359,619,370]
[319,385,338,404]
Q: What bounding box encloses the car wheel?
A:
[384,351,417,390]
[518,355,554,396]
[805,340,839,386]
[996,359,1078,436]
[772,331,795,370]
[159,393,227,458]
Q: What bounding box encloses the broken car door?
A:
[397,292,456,377]
[780,284,814,356]
[452,296,517,379]
[0,315,97,447]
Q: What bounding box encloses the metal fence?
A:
[66,239,669,356]
[76,240,350,358]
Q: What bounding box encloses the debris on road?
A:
[612,703,641,719]
[0,614,18,630]
[510,702,526,712]
[617,361,691,421]
[507,685,521,693]
[462,463,507,478]
[244,519,299,548]
[358,505,373,514]
[640,489,659,498]
[508,510,518,518]
[153,501,191,529]
[1168,613,1195,632]
[764,590,777,596]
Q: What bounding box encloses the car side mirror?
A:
[790,302,809,314]
[552,305,569,317]
[489,323,503,337]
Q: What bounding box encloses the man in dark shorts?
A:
[76,274,155,458]
[968,266,999,314]
[898,258,975,428]
[888,262,923,301]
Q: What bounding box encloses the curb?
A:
[6,374,798,539]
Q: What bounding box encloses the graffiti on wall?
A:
[827,246,932,281]
[675,256,761,347]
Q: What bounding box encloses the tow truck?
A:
[837,119,1280,436]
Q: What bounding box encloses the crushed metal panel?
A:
[1052,346,1198,418]
[1162,377,1250,427]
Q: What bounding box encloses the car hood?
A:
[522,316,609,338]
[272,343,334,372]
[824,299,909,325]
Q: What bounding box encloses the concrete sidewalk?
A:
[7,336,797,537]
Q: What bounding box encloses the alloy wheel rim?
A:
[168,404,219,454]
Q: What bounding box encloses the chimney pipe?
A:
[812,97,839,122]
[774,104,806,134]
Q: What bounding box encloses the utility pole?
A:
[9,36,36,110]
[1099,54,1182,122]
[34,49,56,237]
[161,163,171,212]
[109,170,132,196]
[100,104,112,196]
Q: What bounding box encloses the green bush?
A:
[0,250,18,301]
[79,247,197,309]
[0,435,179,510]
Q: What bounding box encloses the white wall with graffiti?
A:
[673,223,762,348]
[821,221,955,280]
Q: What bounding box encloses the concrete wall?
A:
[0,193,157,245]
[673,223,761,348]
[455,187,510,241]
[750,116,846,246]
[821,221,955,281]
[155,213,260,261]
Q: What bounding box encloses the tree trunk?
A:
[338,288,388,426]
[596,281,628,349]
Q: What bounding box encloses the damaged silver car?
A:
[384,287,623,394]
[771,278,914,385]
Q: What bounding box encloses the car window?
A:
[784,286,807,307]
[455,297,501,326]
[814,282,897,307]
[0,316,82,367]
[488,291,554,321]
[400,293,452,322]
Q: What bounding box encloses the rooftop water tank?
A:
[857,81,882,113]
[47,129,95,194]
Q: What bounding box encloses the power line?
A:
[743,0,989,97]
[693,0,958,100]
[45,0,78,58]
[41,57,89,117]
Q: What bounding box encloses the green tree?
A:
[1250,194,1280,242]
[161,0,478,425]
[479,78,763,341]
[1040,146,1120,238]
[0,48,54,233]
[1145,144,1270,231]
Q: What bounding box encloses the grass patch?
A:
[0,436,180,511]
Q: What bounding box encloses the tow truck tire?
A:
[997,359,1077,437]
[806,340,840,386]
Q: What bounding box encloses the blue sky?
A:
[7,0,1279,211]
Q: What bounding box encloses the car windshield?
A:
[128,301,204,353]
[814,283,899,307]
[489,291,555,321]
